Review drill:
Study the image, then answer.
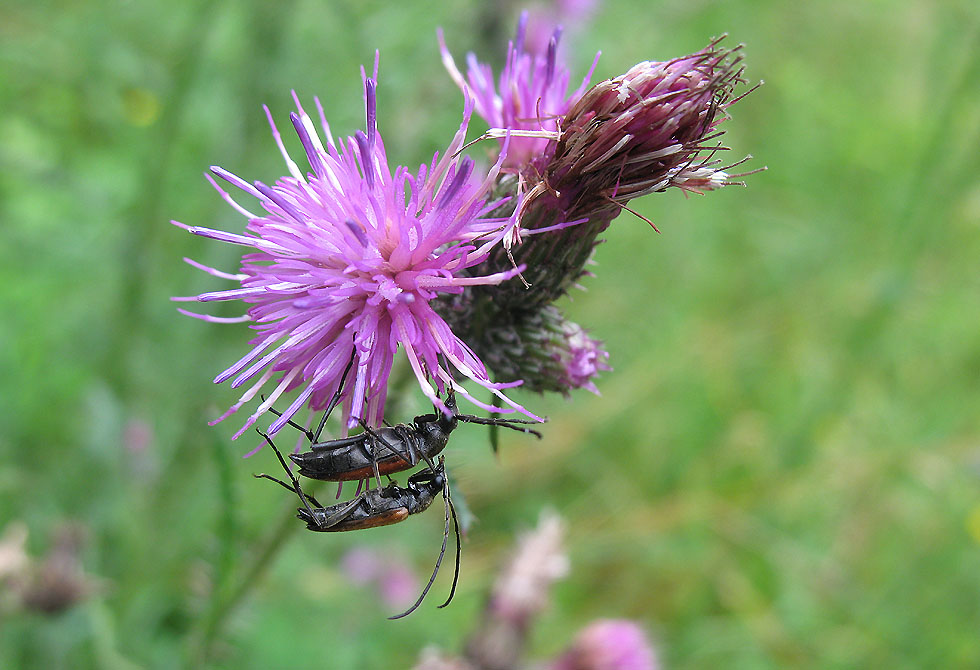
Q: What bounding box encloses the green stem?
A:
[190,494,309,665]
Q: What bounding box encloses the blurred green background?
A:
[1,0,979,667]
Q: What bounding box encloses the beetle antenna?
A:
[418,447,437,472]
[253,473,322,509]
[457,414,545,438]
[259,346,357,444]
[388,502,449,619]
[312,348,357,443]
[437,483,461,609]
[389,460,450,620]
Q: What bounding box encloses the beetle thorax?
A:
[422,421,453,451]
[436,410,458,435]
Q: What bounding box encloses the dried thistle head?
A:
[542,37,751,217]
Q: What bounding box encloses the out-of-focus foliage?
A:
[1,0,978,668]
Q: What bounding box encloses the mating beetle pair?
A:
[257,435,460,619]
[255,380,543,618]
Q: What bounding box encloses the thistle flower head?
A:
[546,37,748,216]
[439,11,598,169]
[446,37,753,313]
[173,67,538,439]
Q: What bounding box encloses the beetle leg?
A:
[416,440,435,471]
[369,434,383,489]
[255,429,320,522]
[261,395,316,442]
[253,473,322,508]
[405,431,421,469]
[358,420,415,469]
[311,348,357,443]
[393,424,420,467]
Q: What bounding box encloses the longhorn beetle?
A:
[279,388,543,485]
[265,352,543,485]
[255,430,461,619]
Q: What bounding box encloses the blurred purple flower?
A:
[377,562,420,610]
[488,511,568,621]
[173,65,541,439]
[0,522,29,581]
[122,416,159,483]
[339,546,383,584]
[552,619,659,670]
[439,11,599,170]
[123,417,153,454]
[340,546,420,610]
[463,511,569,669]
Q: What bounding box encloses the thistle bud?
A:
[440,303,609,395]
[552,38,746,210]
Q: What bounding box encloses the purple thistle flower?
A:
[439,11,599,171]
[173,66,539,439]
